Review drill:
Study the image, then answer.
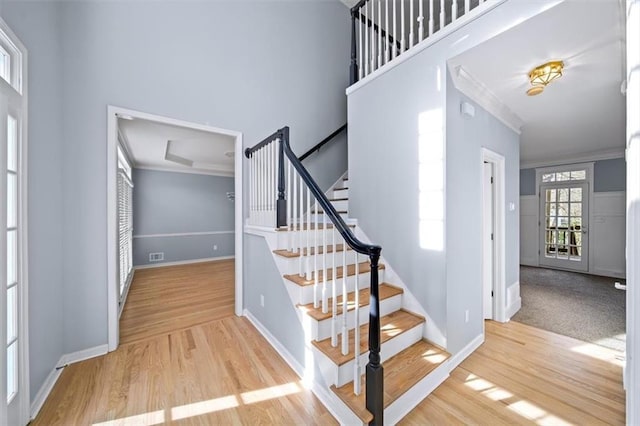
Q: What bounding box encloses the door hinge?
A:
[491,291,494,297]
[491,233,494,241]
[491,177,494,184]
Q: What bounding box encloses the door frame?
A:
[538,181,590,272]
[535,162,594,273]
[106,106,244,351]
[482,161,494,320]
[481,148,505,322]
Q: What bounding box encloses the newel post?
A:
[276,127,288,227]
[366,249,383,425]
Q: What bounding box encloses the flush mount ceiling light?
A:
[526,60,564,96]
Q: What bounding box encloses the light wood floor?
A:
[400,320,625,425]
[32,260,337,425]
[32,259,625,425]
[119,260,235,345]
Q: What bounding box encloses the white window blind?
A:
[117,168,133,298]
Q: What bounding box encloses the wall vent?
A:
[149,252,164,262]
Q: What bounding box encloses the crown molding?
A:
[134,165,234,178]
[520,147,625,169]
[449,64,524,135]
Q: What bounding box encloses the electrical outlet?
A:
[213,245,218,251]
[260,295,265,307]
[465,310,469,323]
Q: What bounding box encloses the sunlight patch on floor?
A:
[571,340,625,366]
[93,381,303,425]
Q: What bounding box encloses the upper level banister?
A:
[298,123,348,161]
[279,126,381,257]
[244,129,281,157]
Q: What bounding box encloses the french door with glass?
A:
[539,182,589,272]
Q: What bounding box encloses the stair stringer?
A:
[352,226,447,349]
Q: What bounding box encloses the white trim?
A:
[117,269,135,319]
[134,255,235,270]
[449,65,523,134]
[505,295,522,320]
[481,148,506,322]
[29,363,61,421]
[59,344,108,366]
[134,165,234,178]
[133,230,234,239]
[447,333,484,370]
[243,309,360,425]
[626,0,640,421]
[29,344,108,420]
[521,150,625,170]
[107,106,244,352]
[346,0,507,96]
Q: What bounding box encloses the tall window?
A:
[117,146,133,302]
[0,17,26,425]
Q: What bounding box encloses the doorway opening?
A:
[481,148,506,323]
[107,106,243,351]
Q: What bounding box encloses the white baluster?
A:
[385,0,389,64]
[307,186,312,287]
[273,142,277,225]
[322,208,328,314]
[293,166,298,252]
[370,1,375,72]
[392,0,397,59]
[331,223,337,347]
[429,0,434,36]
[440,0,445,37]
[409,0,414,48]
[248,154,253,224]
[401,0,406,52]
[452,0,457,21]
[287,159,292,250]
[418,0,424,42]
[353,253,361,395]
[270,143,274,225]
[377,0,382,68]
[298,173,304,276]
[364,10,369,76]
[257,149,262,225]
[313,197,319,309]
[465,0,470,15]
[341,235,349,356]
[359,10,364,79]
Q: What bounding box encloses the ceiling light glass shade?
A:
[526,86,544,96]
[529,61,564,87]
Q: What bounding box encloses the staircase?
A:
[245,127,450,424]
[271,175,451,424]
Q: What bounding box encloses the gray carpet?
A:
[512,266,626,352]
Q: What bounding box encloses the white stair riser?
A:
[332,188,349,199]
[274,251,359,275]
[286,270,384,306]
[316,199,349,211]
[309,293,403,341]
[312,321,424,388]
[310,213,349,223]
[276,228,347,249]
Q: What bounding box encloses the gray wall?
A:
[2,0,349,401]
[1,3,65,401]
[520,157,626,195]
[132,169,234,266]
[445,75,520,353]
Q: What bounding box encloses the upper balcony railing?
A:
[350,0,487,84]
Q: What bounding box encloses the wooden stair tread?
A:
[283,262,385,286]
[329,197,349,202]
[331,340,451,423]
[276,223,355,231]
[313,210,348,214]
[298,283,403,321]
[334,187,348,191]
[312,309,424,366]
[273,244,351,258]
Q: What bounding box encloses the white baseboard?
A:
[243,309,362,425]
[134,255,234,270]
[118,269,135,319]
[448,333,485,371]
[30,344,109,420]
[506,297,522,320]
[591,267,626,279]
[520,258,538,267]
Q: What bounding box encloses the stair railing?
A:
[245,126,384,425]
[350,0,486,84]
[298,123,347,161]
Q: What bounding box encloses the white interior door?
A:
[482,162,494,319]
[539,183,589,272]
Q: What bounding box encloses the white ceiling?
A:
[118,118,235,176]
[447,0,625,167]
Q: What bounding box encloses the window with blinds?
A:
[117,147,133,300]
